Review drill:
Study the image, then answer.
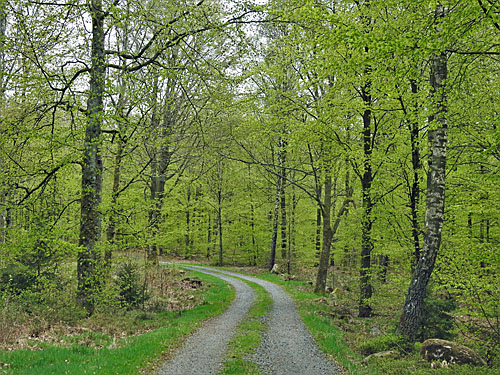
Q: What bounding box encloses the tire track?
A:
[188,266,338,375]
[157,267,255,375]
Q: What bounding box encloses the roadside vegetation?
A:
[1,257,498,375]
[226,265,499,375]
[0,260,234,375]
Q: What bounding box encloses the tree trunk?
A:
[269,137,284,270]
[330,176,338,267]
[77,0,105,315]
[280,144,287,259]
[280,166,287,260]
[185,184,191,258]
[147,154,162,263]
[207,212,211,259]
[288,185,296,275]
[251,202,257,266]
[359,71,374,318]
[147,84,173,264]
[315,175,332,294]
[147,165,160,264]
[486,219,490,242]
[315,206,322,262]
[248,166,257,266]
[409,79,422,268]
[378,255,389,283]
[400,5,448,341]
[269,178,280,270]
[342,166,351,267]
[315,175,352,294]
[217,187,223,266]
[193,186,201,257]
[105,136,123,267]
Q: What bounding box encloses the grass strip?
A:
[0,271,234,375]
[219,279,271,375]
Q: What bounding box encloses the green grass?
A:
[0,271,234,375]
[219,279,272,375]
[215,266,362,373]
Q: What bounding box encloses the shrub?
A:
[0,292,27,344]
[418,293,456,341]
[0,263,36,293]
[116,261,148,309]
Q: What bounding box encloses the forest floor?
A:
[0,259,236,375]
[0,264,207,352]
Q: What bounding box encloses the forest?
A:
[0,0,499,374]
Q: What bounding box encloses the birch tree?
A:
[399,4,449,341]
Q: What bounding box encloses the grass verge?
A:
[219,279,272,375]
[0,270,234,375]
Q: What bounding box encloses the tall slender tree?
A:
[400,4,448,341]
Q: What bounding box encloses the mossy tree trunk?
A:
[77,0,105,315]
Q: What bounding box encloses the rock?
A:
[363,350,399,363]
[370,325,383,337]
[420,339,486,366]
[270,264,279,274]
[431,360,449,369]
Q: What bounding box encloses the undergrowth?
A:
[0,269,234,375]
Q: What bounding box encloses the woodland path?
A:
[157,265,338,375]
[157,267,255,375]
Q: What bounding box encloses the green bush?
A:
[116,261,148,309]
[0,236,78,295]
[0,263,36,293]
[418,293,456,341]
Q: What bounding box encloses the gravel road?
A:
[157,268,255,375]
[183,266,339,375]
